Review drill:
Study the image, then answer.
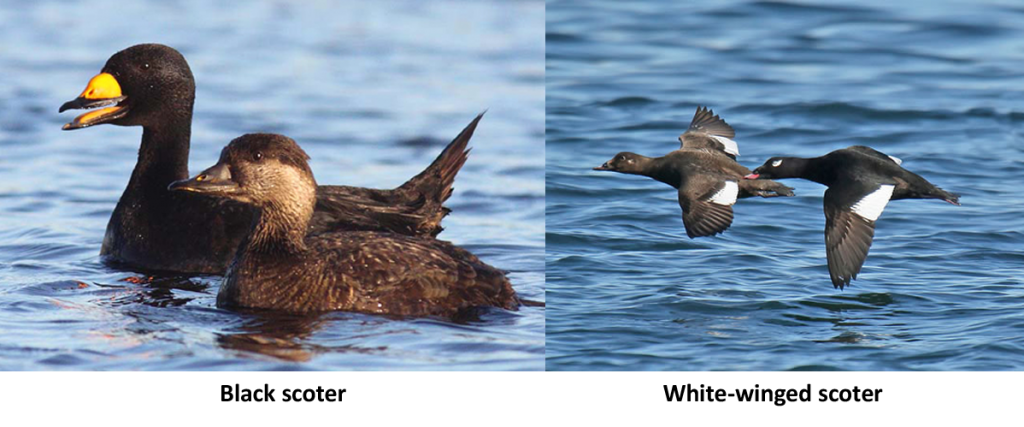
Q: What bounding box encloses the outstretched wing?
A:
[823,182,895,289]
[679,106,739,159]
[677,176,739,238]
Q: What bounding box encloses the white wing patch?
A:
[888,155,902,165]
[708,181,739,206]
[850,184,894,221]
[710,135,740,157]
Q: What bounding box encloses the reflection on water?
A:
[217,313,376,363]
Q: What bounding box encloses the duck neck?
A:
[128,115,193,194]
[791,157,830,185]
[645,156,682,187]
[242,203,313,257]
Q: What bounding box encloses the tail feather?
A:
[398,113,479,197]
[394,112,482,236]
[310,113,482,238]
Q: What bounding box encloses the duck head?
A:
[593,152,648,174]
[169,134,318,216]
[60,43,194,130]
[745,157,800,180]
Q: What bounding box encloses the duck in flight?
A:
[594,106,794,238]
[745,145,960,289]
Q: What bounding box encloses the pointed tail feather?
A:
[398,112,479,196]
[394,112,482,236]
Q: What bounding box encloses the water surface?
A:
[547,0,1024,370]
[1,0,545,370]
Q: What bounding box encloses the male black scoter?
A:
[746,145,960,289]
[170,134,519,317]
[594,106,794,238]
[59,43,473,274]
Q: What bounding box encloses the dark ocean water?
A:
[547,0,1024,370]
[0,0,544,370]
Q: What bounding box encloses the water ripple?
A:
[547,0,1024,371]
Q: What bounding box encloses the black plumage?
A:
[59,43,473,274]
[594,106,795,238]
[747,145,960,289]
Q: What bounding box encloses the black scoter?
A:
[746,145,960,289]
[594,106,795,238]
[59,43,473,274]
[169,134,519,317]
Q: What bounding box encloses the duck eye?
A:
[772,159,783,167]
[252,152,263,162]
[143,63,150,69]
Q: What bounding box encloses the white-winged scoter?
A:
[746,145,960,289]
[594,106,795,238]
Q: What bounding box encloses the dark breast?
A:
[104,186,252,274]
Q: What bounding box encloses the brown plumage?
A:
[169,133,519,317]
[678,106,739,159]
[58,43,473,274]
[594,106,794,238]
[312,113,478,238]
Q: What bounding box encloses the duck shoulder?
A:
[662,149,751,178]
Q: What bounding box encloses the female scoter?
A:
[169,134,519,316]
[59,43,473,274]
[593,106,794,238]
[745,145,960,289]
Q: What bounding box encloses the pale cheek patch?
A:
[772,159,783,167]
[851,184,894,221]
[709,181,739,206]
[710,135,740,157]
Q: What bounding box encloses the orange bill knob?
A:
[59,72,129,130]
[77,73,123,99]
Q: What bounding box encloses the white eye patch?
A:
[771,159,783,167]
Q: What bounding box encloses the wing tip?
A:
[687,105,736,139]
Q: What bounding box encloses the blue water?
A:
[546,0,1024,370]
[0,0,545,370]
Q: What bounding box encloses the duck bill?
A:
[744,173,760,179]
[168,163,240,197]
[593,163,612,171]
[59,72,130,130]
